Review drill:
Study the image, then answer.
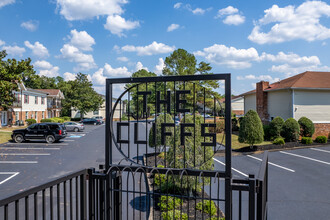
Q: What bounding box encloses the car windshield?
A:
[28,124,38,129]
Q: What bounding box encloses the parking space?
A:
[214,145,330,220]
[0,124,104,187]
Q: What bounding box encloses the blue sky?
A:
[1,0,330,96]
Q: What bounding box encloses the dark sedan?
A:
[80,118,102,125]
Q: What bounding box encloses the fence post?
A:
[80,173,87,220]
[113,171,122,220]
[248,174,255,220]
[88,168,95,220]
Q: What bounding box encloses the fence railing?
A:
[0,152,268,220]
[0,169,87,220]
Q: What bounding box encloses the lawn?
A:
[217,133,272,150]
[0,131,12,144]
[0,126,26,132]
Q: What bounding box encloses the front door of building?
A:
[1,111,7,126]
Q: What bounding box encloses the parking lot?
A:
[0,124,105,199]
[213,145,330,220]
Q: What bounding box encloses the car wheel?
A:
[94,122,96,125]
[74,127,79,132]
[14,134,24,143]
[46,135,55,144]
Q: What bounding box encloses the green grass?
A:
[217,133,272,150]
[0,132,12,144]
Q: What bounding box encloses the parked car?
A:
[11,123,67,144]
[80,118,102,125]
[64,122,85,132]
[92,116,104,123]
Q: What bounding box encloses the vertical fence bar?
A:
[106,80,112,170]
[4,204,8,220]
[249,175,255,220]
[70,179,73,220]
[34,192,38,220]
[64,181,67,220]
[25,196,29,220]
[42,190,46,220]
[15,200,19,220]
[57,184,61,220]
[80,174,86,220]
[88,169,95,220]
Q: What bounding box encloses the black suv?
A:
[12,123,67,144]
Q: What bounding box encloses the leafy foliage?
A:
[298,117,315,137]
[315,136,327,143]
[196,200,217,216]
[148,114,175,149]
[301,137,313,144]
[154,165,166,186]
[25,119,36,125]
[269,116,285,140]
[238,110,264,148]
[263,124,271,141]
[161,210,188,220]
[281,118,300,142]
[273,137,285,145]
[40,117,64,123]
[158,195,183,211]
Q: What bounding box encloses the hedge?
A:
[301,137,313,144]
[25,119,36,125]
[40,117,64,123]
[269,116,285,140]
[273,137,285,145]
[281,118,300,142]
[315,136,327,143]
[238,110,264,148]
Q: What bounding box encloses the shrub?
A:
[41,119,52,123]
[232,118,239,131]
[273,137,285,145]
[40,118,64,123]
[196,200,217,216]
[301,137,313,144]
[298,117,315,137]
[161,210,188,220]
[158,196,183,211]
[269,117,285,140]
[60,116,71,121]
[238,110,264,148]
[154,165,166,186]
[25,119,36,125]
[281,118,300,142]
[263,125,271,141]
[315,136,327,143]
[148,114,174,149]
[121,114,128,121]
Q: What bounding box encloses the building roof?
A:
[220,95,242,103]
[36,89,65,99]
[26,88,49,95]
[241,71,330,96]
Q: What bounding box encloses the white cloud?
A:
[56,0,127,21]
[104,15,139,37]
[216,6,238,17]
[192,8,205,15]
[91,63,131,86]
[121,41,175,56]
[223,14,245,25]
[24,41,49,58]
[0,40,5,46]
[215,6,245,25]
[117,56,129,62]
[259,52,320,66]
[194,44,259,69]
[248,1,330,44]
[0,0,15,8]
[63,72,76,81]
[69,29,95,51]
[33,60,60,77]
[174,2,182,9]
[2,45,25,57]
[59,44,96,71]
[21,20,39,32]
[154,58,165,75]
[135,61,148,72]
[167,24,180,32]
[237,74,280,83]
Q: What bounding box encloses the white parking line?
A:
[247,155,295,172]
[63,140,75,142]
[213,158,248,177]
[280,151,330,165]
[311,148,330,154]
[0,172,19,185]
[0,153,50,156]
[0,147,60,150]
[0,161,38,164]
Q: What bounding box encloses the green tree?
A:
[298,116,315,137]
[281,118,300,142]
[63,73,104,119]
[0,50,34,127]
[238,110,264,148]
[21,70,58,89]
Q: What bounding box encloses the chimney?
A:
[256,81,269,124]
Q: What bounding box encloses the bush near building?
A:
[273,137,285,145]
[269,116,285,140]
[281,118,300,142]
[40,117,68,123]
[25,119,36,125]
[315,136,327,143]
[238,110,264,148]
[298,117,315,137]
[301,137,313,144]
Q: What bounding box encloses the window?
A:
[24,95,29,104]
[41,97,44,105]
[42,111,45,119]
[93,110,99,115]
[15,112,19,121]
[31,112,34,119]
[14,93,20,102]
[28,124,38,130]
[39,124,48,130]
[25,111,28,120]
[35,96,38,104]
[35,111,37,120]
